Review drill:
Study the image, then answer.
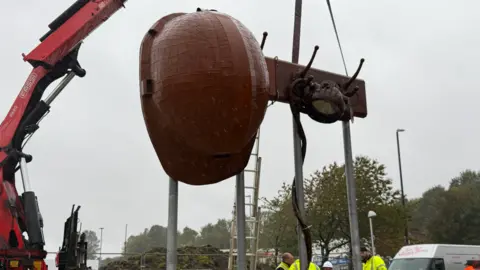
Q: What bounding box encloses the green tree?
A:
[125,229,150,253]
[408,170,480,245]
[125,220,232,254]
[259,156,403,263]
[426,171,480,244]
[304,162,349,262]
[197,219,231,248]
[353,156,404,256]
[259,184,297,264]
[125,225,168,254]
[178,227,199,246]
[83,230,100,259]
[303,156,403,259]
[147,225,167,247]
[370,202,406,256]
[408,185,446,243]
[449,170,480,188]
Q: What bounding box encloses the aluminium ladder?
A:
[228,131,262,270]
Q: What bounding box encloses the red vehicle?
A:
[0,1,126,269]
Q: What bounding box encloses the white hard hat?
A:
[323,261,333,267]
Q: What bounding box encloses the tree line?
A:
[86,156,480,262]
[408,170,480,244]
[124,219,231,254]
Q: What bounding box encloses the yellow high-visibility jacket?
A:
[363,255,387,270]
[276,262,290,270]
[288,259,320,270]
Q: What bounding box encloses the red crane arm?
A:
[24,0,125,66]
[0,0,126,268]
[1,0,126,151]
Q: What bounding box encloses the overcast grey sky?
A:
[1,0,478,256]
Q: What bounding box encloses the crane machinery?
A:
[0,1,368,269]
[0,1,126,269]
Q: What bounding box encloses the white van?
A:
[389,244,480,270]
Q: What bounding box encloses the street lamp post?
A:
[396,128,409,245]
[124,224,128,255]
[99,227,104,265]
[367,211,376,255]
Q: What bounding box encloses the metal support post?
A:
[166,178,178,270]
[342,121,362,270]
[235,172,247,270]
[124,224,128,255]
[368,218,375,255]
[291,0,308,266]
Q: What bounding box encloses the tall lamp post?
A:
[396,128,409,245]
[99,227,104,266]
[367,211,376,255]
[124,224,128,255]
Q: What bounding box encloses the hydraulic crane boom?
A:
[0,1,126,269]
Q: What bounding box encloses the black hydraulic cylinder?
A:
[40,0,90,41]
[22,191,45,248]
[48,0,90,30]
[21,100,50,132]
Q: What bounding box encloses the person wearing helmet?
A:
[361,246,387,270]
[322,261,333,270]
[288,258,320,270]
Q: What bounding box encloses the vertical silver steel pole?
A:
[167,178,178,270]
[342,122,362,270]
[368,218,375,255]
[236,172,247,270]
[124,224,128,255]
[99,227,104,266]
[291,0,308,267]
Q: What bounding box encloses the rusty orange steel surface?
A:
[140,12,269,185]
[265,57,367,118]
[140,11,368,185]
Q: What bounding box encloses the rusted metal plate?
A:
[139,11,269,185]
[265,57,367,118]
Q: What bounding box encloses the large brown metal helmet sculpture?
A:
[139,10,269,185]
